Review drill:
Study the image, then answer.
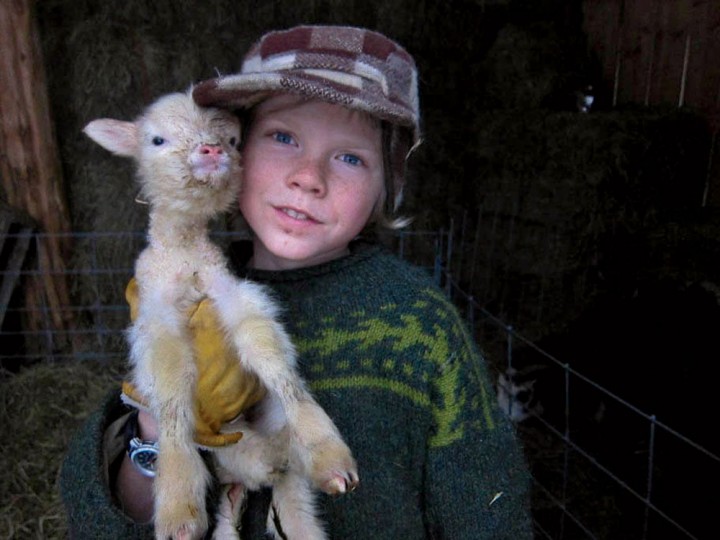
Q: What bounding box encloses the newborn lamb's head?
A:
[84,89,242,219]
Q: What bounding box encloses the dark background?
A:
[35,0,720,341]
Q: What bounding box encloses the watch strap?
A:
[124,408,159,478]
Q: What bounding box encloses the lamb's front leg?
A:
[201,268,302,422]
[203,267,359,494]
[294,397,359,495]
[130,307,210,539]
[153,353,210,540]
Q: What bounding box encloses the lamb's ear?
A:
[83,119,139,157]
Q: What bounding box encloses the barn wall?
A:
[583,0,720,204]
[1,0,717,357]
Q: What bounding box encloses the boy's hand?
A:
[123,279,267,447]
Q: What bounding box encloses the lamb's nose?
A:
[199,144,223,156]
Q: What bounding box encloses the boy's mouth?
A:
[282,207,309,220]
[277,206,320,223]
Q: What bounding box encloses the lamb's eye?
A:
[152,136,165,146]
[229,137,237,147]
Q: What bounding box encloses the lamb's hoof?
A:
[155,491,208,540]
[322,470,360,495]
[309,439,359,496]
[155,513,207,540]
[154,451,209,540]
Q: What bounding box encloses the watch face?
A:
[129,439,159,478]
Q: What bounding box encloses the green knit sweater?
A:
[61,240,533,539]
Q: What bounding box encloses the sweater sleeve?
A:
[422,299,534,538]
[60,391,155,540]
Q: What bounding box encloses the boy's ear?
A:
[83,119,139,157]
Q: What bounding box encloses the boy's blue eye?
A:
[273,132,293,145]
[340,154,362,166]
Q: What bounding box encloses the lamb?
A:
[83,89,359,540]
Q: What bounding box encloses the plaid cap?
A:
[192,25,421,209]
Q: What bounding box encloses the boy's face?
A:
[239,94,384,270]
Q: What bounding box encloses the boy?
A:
[62,25,533,538]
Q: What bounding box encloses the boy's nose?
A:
[287,159,328,196]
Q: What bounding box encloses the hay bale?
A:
[0,360,123,539]
[429,107,712,340]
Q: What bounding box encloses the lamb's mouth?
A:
[193,169,231,188]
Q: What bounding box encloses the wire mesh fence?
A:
[1,225,718,539]
[437,225,720,540]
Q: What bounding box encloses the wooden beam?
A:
[0,0,74,348]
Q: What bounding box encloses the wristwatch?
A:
[124,409,159,478]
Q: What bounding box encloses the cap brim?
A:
[193,74,284,110]
[192,72,416,131]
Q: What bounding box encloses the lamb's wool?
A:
[83,90,357,539]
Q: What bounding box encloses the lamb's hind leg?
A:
[267,472,326,540]
[211,483,246,540]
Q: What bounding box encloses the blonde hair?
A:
[364,122,411,231]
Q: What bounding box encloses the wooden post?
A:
[0,0,74,352]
